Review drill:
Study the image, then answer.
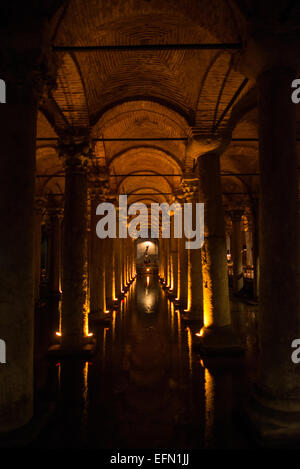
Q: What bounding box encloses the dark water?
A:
[32,276,259,449]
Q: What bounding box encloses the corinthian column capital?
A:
[58,128,93,173]
[180,175,199,202]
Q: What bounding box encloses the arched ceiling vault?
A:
[35,0,300,208]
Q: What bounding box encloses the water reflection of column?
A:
[58,360,90,446]
[202,359,233,449]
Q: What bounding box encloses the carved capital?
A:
[180,176,199,202]
[34,196,47,216]
[58,128,93,173]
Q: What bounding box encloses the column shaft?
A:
[256,67,300,405]
[0,83,37,430]
[61,156,89,347]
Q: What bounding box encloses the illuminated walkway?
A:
[32,276,258,449]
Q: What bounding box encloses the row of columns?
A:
[34,198,63,302]
[1,39,300,445]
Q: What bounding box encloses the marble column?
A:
[245,217,254,267]
[105,237,114,307]
[251,197,260,300]
[169,220,178,297]
[114,238,121,298]
[47,205,63,298]
[248,65,300,437]
[89,192,106,315]
[181,176,203,323]
[34,197,46,302]
[230,210,244,294]
[0,65,41,430]
[196,152,241,353]
[178,235,188,308]
[58,136,91,351]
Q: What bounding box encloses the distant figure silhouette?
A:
[0,339,6,363]
[144,245,150,265]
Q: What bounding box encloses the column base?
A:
[181,310,203,325]
[193,325,244,355]
[48,342,96,358]
[89,310,113,323]
[245,390,300,447]
[166,289,177,299]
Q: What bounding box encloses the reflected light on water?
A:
[112,311,116,341]
[204,367,215,445]
[186,326,193,375]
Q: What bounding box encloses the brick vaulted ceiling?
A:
[36,0,300,206]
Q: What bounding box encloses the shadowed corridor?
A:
[32,275,258,449]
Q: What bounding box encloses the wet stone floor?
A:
[32,275,259,449]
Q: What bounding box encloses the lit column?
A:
[169,216,178,297]
[114,208,122,298]
[230,210,244,294]
[181,176,203,323]
[251,197,260,300]
[245,215,254,267]
[47,204,63,298]
[34,197,46,302]
[57,134,92,351]
[0,49,52,430]
[178,234,188,308]
[249,65,300,434]
[197,152,241,353]
[89,190,106,316]
[163,238,169,285]
[105,237,114,307]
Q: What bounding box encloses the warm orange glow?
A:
[146,275,150,286]
[86,332,93,337]
[146,268,150,272]
[83,289,90,337]
[55,331,62,337]
[186,248,191,312]
[104,310,110,314]
[186,327,192,375]
[195,329,204,337]
[112,311,116,342]
[205,367,215,442]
